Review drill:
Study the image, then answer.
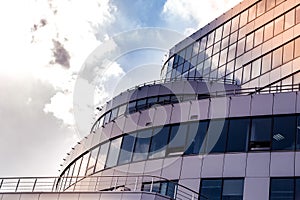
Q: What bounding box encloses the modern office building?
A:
[1,0,300,199]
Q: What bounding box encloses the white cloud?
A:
[162,0,241,35]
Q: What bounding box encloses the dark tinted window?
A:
[222,179,244,200]
[249,117,272,151]
[118,134,136,165]
[226,118,249,152]
[167,124,188,156]
[200,179,222,200]
[185,121,208,155]
[132,129,152,162]
[270,178,294,200]
[272,116,296,150]
[206,119,228,153]
[297,115,300,150]
[149,126,170,159]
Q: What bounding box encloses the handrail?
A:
[0,175,205,200]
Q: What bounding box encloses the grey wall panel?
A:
[152,105,172,127]
[144,159,163,177]
[146,85,160,97]
[78,193,101,200]
[161,157,182,180]
[58,194,80,200]
[180,155,202,179]
[223,153,247,177]
[123,112,140,133]
[243,178,269,200]
[270,152,295,176]
[251,94,273,116]
[209,97,230,119]
[273,92,296,114]
[201,154,224,178]
[246,152,270,177]
[295,152,300,176]
[111,117,126,138]
[137,109,155,130]
[136,85,149,99]
[229,96,251,117]
[170,102,191,124]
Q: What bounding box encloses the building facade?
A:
[1,0,300,199]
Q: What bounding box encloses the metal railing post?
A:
[15,179,20,192]
[134,177,138,191]
[32,178,37,192]
[150,178,154,192]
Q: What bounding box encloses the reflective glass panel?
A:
[95,142,109,171]
[132,129,152,162]
[200,179,222,200]
[272,116,296,150]
[270,179,294,200]
[106,138,122,168]
[167,124,188,156]
[118,134,136,165]
[149,126,170,159]
[222,179,244,200]
[185,121,208,155]
[249,117,272,151]
[226,118,249,152]
[206,119,228,153]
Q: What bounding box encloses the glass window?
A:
[248,4,257,22]
[205,46,213,59]
[183,61,190,73]
[186,45,193,59]
[110,107,118,121]
[237,38,245,57]
[118,134,136,165]
[266,0,275,11]
[191,55,198,68]
[132,129,152,162]
[136,99,147,110]
[272,47,283,68]
[283,42,294,63]
[240,10,248,27]
[86,147,99,175]
[78,153,90,177]
[213,41,221,55]
[73,157,82,179]
[285,9,295,30]
[223,21,231,37]
[295,38,300,58]
[229,31,238,45]
[234,67,243,85]
[251,58,261,79]
[95,142,109,171]
[227,43,237,62]
[219,48,228,66]
[297,115,300,149]
[118,104,126,117]
[226,118,250,152]
[212,53,220,70]
[270,178,294,200]
[167,124,188,156]
[254,27,264,46]
[192,41,200,57]
[222,179,244,200]
[221,36,229,50]
[198,51,205,64]
[231,15,240,32]
[206,119,228,153]
[106,138,122,168]
[200,179,222,200]
[264,22,274,42]
[128,101,136,114]
[245,33,254,51]
[200,37,207,51]
[203,58,212,75]
[297,6,300,24]
[158,95,170,105]
[185,121,208,155]
[149,126,170,159]
[215,26,223,42]
[274,15,284,35]
[147,97,158,108]
[262,53,272,74]
[296,178,300,199]
[104,112,111,124]
[243,64,251,83]
[272,116,296,150]
[227,60,235,74]
[207,31,215,47]
[249,117,272,151]
[257,0,266,16]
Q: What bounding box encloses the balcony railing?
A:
[0,175,204,200]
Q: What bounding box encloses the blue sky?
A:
[0,0,241,176]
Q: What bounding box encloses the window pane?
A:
[79,153,90,177]
[295,38,300,58]
[266,0,275,11]
[237,38,245,57]
[262,53,272,74]
[226,118,250,152]
[272,47,283,68]
[297,6,300,24]
[206,119,228,153]
[213,41,221,55]
[207,31,215,47]
[228,43,237,61]
[219,48,228,66]
[86,148,99,175]
[264,22,274,42]
[251,58,261,79]
[249,117,272,151]
[231,16,240,32]
[110,107,118,120]
[167,124,188,156]
[200,179,222,200]
[200,37,207,51]
[274,16,284,35]
[248,4,256,22]
[223,21,231,37]
[245,33,254,51]
[222,179,244,199]
[297,116,300,149]
[149,126,169,159]
[166,182,178,199]
[270,179,294,200]
[95,142,109,171]
[243,64,251,83]
[285,9,295,30]
[215,26,223,42]
[230,31,238,45]
[221,36,229,50]
[272,116,296,150]
[257,0,266,16]
[132,129,152,162]
[106,138,122,168]
[283,42,294,63]
[185,121,208,155]
[254,27,263,46]
[296,178,300,199]
[240,10,248,27]
[192,41,200,57]
[118,134,136,165]
[118,104,126,117]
